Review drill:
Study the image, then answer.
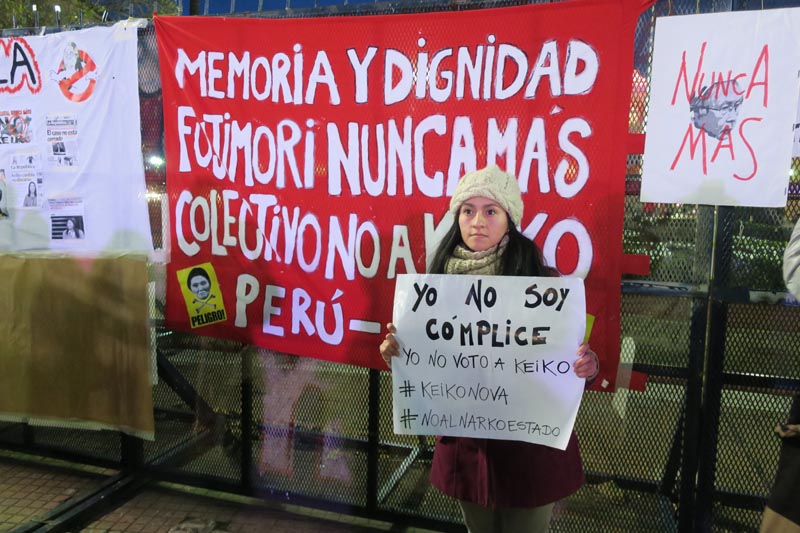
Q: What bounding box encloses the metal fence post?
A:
[366,369,381,512]
[241,347,254,493]
[693,206,735,532]
[121,434,144,472]
[679,296,707,532]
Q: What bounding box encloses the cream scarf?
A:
[444,235,508,275]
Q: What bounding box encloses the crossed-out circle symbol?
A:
[57,50,97,102]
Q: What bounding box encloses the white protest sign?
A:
[641,8,800,207]
[391,274,586,450]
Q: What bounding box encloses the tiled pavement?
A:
[0,452,446,533]
[80,487,400,533]
[0,452,108,531]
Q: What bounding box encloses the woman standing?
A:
[380,165,599,533]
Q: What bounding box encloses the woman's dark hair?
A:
[428,211,551,277]
[186,267,211,290]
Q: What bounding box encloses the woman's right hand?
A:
[379,323,399,370]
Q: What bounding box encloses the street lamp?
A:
[54,4,61,27]
[32,4,39,28]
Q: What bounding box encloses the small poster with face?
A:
[18,178,43,209]
[52,215,85,240]
[45,114,79,170]
[176,262,227,329]
[3,149,45,209]
[640,8,800,207]
[48,197,86,243]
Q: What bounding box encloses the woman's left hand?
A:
[574,343,600,381]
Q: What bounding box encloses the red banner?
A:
[156,0,648,386]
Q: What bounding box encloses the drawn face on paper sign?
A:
[176,262,227,328]
[689,80,744,140]
[49,42,98,103]
[458,196,510,252]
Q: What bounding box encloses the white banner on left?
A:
[0,21,152,253]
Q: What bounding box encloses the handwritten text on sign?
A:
[391,274,586,450]
[155,1,642,374]
[640,8,800,207]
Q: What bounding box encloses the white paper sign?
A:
[641,8,800,207]
[391,274,586,450]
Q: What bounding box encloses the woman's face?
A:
[189,275,211,300]
[28,182,36,195]
[66,218,74,230]
[458,196,509,252]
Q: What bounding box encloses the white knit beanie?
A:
[449,165,524,226]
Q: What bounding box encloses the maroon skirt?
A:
[430,431,585,509]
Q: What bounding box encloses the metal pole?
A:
[366,369,381,512]
[121,434,144,472]
[694,206,734,532]
[241,347,254,492]
[679,197,719,532]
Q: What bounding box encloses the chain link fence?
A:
[2,0,800,531]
